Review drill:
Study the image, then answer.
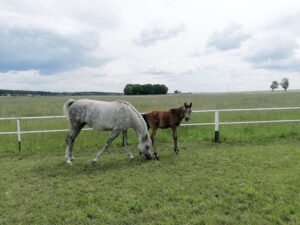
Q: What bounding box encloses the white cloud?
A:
[0,26,111,74]
[244,35,300,71]
[134,21,185,47]
[207,23,251,51]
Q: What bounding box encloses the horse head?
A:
[138,133,154,160]
[183,102,192,121]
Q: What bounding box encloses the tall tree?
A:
[270,81,279,92]
[280,78,289,91]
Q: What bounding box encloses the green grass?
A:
[1,141,299,225]
[1,92,300,224]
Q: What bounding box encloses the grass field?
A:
[1,92,300,224]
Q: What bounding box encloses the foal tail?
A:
[141,113,150,129]
[63,99,75,120]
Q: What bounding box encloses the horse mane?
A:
[116,100,140,116]
[116,100,147,133]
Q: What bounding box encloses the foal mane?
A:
[170,106,184,119]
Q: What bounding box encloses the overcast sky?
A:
[0,0,300,93]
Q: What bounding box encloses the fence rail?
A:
[1,106,300,152]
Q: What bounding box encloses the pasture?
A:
[1,92,300,225]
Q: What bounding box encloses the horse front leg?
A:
[150,127,159,160]
[122,130,134,159]
[93,130,119,162]
[171,127,179,154]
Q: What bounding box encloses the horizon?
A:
[1,87,299,95]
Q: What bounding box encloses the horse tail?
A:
[141,113,150,129]
[63,99,75,120]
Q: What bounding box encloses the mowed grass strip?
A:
[0,141,299,225]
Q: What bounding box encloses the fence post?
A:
[16,119,21,153]
[214,110,220,142]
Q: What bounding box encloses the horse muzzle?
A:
[144,153,153,160]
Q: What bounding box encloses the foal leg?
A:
[171,126,179,154]
[150,127,159,160]
[93,130,120,162]
[65,122,85,165]
[122,130,134,159]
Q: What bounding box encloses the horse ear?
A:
[184,102,187,107]
[190,103,192,107]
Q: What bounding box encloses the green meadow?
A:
[1,92,300,224]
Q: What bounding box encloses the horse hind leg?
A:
[122,130,134,159]
[93,130,120,162]
[65,122,85,165]
[66,130,77,165]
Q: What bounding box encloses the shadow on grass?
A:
[30,144,184,181]
[30,153,160,179]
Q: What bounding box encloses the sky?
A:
[0,0,300,93]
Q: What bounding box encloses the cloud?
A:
[0,0,119,33]
[0,68,122,92]
[141,67,171,75]
[244,36,300,71]
[134,21,185,47]
[269,12,300,35]
[207,23,251,51]
[0,27,110,74]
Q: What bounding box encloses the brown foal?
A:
[142,102,192,160]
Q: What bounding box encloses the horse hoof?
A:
[129,156,134,159]
[66,161,72,166]
[92,158,98,163]
[155,155,160,160]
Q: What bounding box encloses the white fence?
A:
[1,106,300,152]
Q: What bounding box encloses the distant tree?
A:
[123,84,168,95]
[270,81,279,92]
[123,84,135,95]
[142,84,152,95]
[280,78,289,91]
[132,84,142,95]
[152,84,168,94]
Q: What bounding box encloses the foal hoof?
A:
[174,149,179,154]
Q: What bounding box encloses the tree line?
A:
[0,89,122,96]
[123,84,168,95]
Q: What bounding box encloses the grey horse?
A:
[63,99,154,165]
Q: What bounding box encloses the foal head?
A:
[183,102,192,121]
